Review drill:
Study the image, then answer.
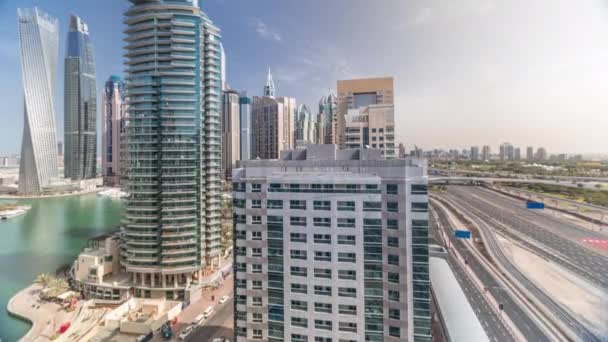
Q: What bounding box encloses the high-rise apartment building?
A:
[337,77,394,149]
[123,0,222,299]
[102,76,127,186]
[317,92,337,144]
[499,142,514,161]
[295,104,315,147]
[252,71,296,159]
[223,89,241,179]
[514,147,521,160]
[64,14,97,180]
[526,146,534,161]
[343,103,396,158]
[470,146,480,161]
[232,145,431,342]
[239,92,253,161]
[17,8,60,195]
[482,145,491,161]
[536,147,548,161]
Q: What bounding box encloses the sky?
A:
[0,0,607,155]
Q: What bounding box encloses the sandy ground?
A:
[498,236,608,337]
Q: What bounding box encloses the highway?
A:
[431,203,550,342]
[186,298,233,341]
[445,186,608,289]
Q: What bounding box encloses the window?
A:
[236,279,246,289]
[338,287,357,298]
[315,338,332,342]
[337,235,356,245]
[292,334,308,342]
[388,236,399,247]
[338,252,356,263]
[314,302,332,313]
[339,304,357,315]
[290,200,306,210]
[412,202,429,212]
[337,218,355,228]
[337,201,355,211]
[252,312,263,323]
[291,266,308,277]
[389,290,400,301]
[252,215,262,224]
[291,250,308,260]
[314,251,331,262]
[291,300,308,311]
[388,254,399,266]
[314,268,332,279]
[365,184,379,190]
[313,200,331,210]
[338,322,357,333]
[236,310,246,321]
[233,198,245,208]
[338,270,356,280]
[267,199,283,209]
[314,234,331,244]
[291,317,308,328]
[389,326,401,338]
[251,183,261,192]
[389,308,401,320]
[314,320,332,331]
[251,199,262,209]
[235,214,246,223]
[411,184,428,194]
[291,283,307,294]
[387,219,398,230]
[252,264,262,273]
[386,184,398,194]
[252,329,263,339]
[387,202,399,212]
[234,182,246,192]
[363,201,382,212]
[291,216,307,226]
[252,248,262,257]
[313,217,331,227]
[252,231,262,240]
[252,297,263,307]
[388,272,400,283]
[314,285,332,296]
[252,280,262,290]
[290,233,307,243]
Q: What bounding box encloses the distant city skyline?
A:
[0,0,607,154]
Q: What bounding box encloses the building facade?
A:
[239,92,252,161]
[481,145,491,161]
[17,8,60,195]
[343,103,396,159]
[337,77,394,149]
[536,147,547,161]
[294,104,315,147]
[64,14,97,180]
[222,89,241,179]
[317,92,337,144]
[102,76,127,186]
[470,146,480,161]
[232,145,431,342]
[123,0,222,300]
[499,142,514,161]
[526,146,534,161]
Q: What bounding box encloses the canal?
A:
[0,194,123,341]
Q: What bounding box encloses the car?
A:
[218,295,230,304]
[178,325,196,340]
[211,338,224,342]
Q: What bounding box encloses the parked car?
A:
[218,295,230,304]
[212,338,225,342]
[179,325,195,340]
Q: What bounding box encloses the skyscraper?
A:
[64,14,97,180]
[499,142,514,161]
[123,0,222,299]
[239,91,253,161]
[294,104,315,147]
[536,147,548,161]
[222,89,241,179]
[101,76,127,186]
[526,146,534,161]
[482,145,491,161]
[252,70,296,159]
[233,145,431,342]
[17,8,60,195]
[317,92,337,144]
[343,103,396,158]
[470,146,480,161]
[514,147,521,160]
[337,77,394,149]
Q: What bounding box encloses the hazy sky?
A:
[0,0,607,154]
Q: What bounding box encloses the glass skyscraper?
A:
[17,8,60,195]
[102,76,127,187]
[123,0,223,299]
[64,14,97,180]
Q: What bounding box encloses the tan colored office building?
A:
[222,90,241,179]
[252,96,296,159]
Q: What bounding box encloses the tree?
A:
[34,273,52,287]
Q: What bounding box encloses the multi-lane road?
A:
[186,298,233,341]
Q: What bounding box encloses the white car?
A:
[212,338,225,342]
[218,295,230,304]
[179,325,196,340]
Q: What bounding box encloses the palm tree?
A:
[34,273,52,287]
